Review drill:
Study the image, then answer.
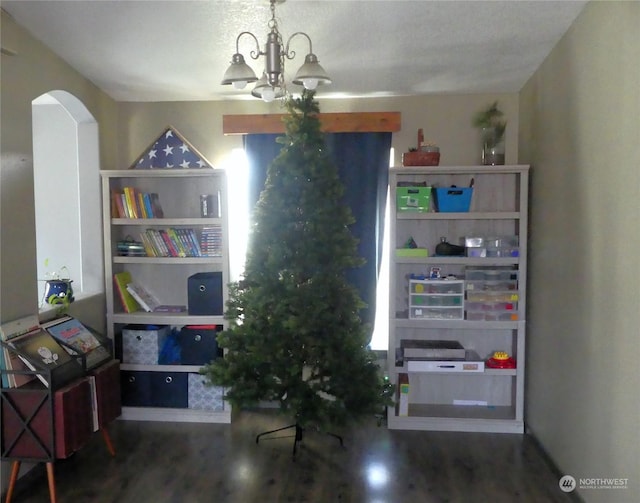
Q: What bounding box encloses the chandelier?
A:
[221,0,331,102]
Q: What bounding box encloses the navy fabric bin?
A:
[121,370,152,407]
[179,325,223,365]
[187,272,223,315]
[150,372,188,408]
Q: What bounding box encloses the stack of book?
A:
[111,187,164,219]
[139,228,203,257]
[200,225,223,257]
[113,271,185,313]
[0,315,104,389]
[1,315,42,388]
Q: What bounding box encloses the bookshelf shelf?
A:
[114,256,223,265]
[112,217,223,226]
[109,312,225,325]
[101,169,231,424]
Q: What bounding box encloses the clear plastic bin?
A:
[465,268,518,281]
[410,306,464,320]
[466,280,518,292]
[410,279,464,294]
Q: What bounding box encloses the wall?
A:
[115,95,518,170]
[1,2,535,498]
[519,2,640,502]
[1,10,118,322]
[0,10,118,491]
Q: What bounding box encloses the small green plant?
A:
[472,101,506,148]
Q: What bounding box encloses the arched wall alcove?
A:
[32,90,103,307]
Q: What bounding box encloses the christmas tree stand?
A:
[256,423,344,457]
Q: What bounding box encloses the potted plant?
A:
[472,101,506,165]
[41,263,74,310]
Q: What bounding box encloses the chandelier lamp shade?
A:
[221,0,331,102]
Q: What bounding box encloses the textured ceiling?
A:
[1,0,588,102]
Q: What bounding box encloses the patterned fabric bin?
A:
[121,325,170,364]
[187,373,224,411]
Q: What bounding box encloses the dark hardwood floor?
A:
[7,409,576,503]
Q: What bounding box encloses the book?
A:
[139,231,157,257]
[43,315,112,370]
[153,305,187,313]
[88,375,100,431]
[159,229,180,257]
[44,316,101,354]
[113,271,141,313]
[126,282,161,313]
[1,315,41,388]
[148,229,169,256]
[123,187,139,218]
[111,190,124,218]
[142,192,154,218]
[8,328,76,387]
[167,228,187,257]
[401,340,466,360]
[137,192,148,218]
[150,193,164,218]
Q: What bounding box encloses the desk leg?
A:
[101,427,116,457]
[46,462,56,503]
[4,460,21,503]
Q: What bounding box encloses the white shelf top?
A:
[101,169,224,179]
[390,165,530,175]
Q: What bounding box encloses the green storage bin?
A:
[396,186,431,212]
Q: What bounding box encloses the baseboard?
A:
[526,426,585,503]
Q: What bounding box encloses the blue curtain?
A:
[244,132,391,330]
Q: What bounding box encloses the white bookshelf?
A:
[101,169,231,424]
[387,165,529,433]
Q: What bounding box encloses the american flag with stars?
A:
[133,126,213,169]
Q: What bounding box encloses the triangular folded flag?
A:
[131,125,213,169]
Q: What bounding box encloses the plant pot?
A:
[44,279,74,305]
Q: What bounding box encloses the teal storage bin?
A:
[433,187,473,212]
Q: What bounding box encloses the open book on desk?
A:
[43,316,112,371]
[1,315,41,388]
[7,328,81,388]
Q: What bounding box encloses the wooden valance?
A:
[222,112,401,135]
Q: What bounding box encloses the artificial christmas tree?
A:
[202,90,392,447]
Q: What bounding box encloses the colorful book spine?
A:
[167,228,187,257]
[143,193,154,218]
[113,271,141,313]
[159,229,179,257]
[123,187,139,218]
[137,192,148,218]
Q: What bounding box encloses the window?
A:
[32,90,103,309]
